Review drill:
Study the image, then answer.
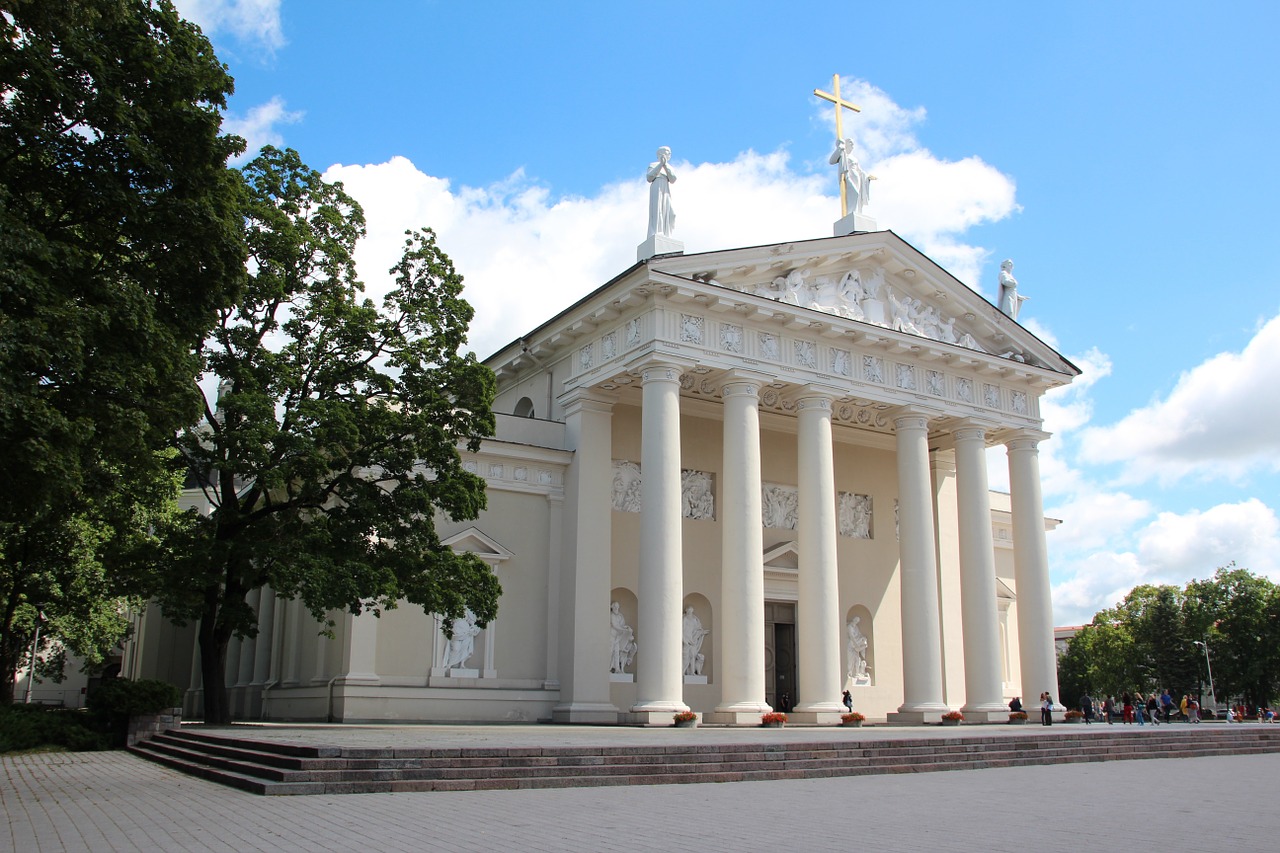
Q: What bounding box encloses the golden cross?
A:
[813,74,862,217]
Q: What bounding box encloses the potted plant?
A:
[841,712,866,727]
[761,711,788,728]
[673,710,698,728]
[1064,709,1085,723]
[941,710,964,726]
[1008,711,1028,724]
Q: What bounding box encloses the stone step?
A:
[129,727,1280,795]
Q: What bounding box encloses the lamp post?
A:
[1193,640,1217,717]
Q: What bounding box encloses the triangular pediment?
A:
[648,232,1074,375]
[441,527,513,563]
[763,540,800,571]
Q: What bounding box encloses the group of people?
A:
[1075,689,1232,725]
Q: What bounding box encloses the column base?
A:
[704,705,773,726]
[956,707,1009,724]
[887,705,951,725]
[551,702,621,725]
[787,709,845,726]
[621,708,691,727]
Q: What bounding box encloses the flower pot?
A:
[942,718,962,726]
[762,721,784,728]
[674,719,696,728]
[842,719,863,727]
[1008,718,1026,725]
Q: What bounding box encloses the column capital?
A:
[623,352,697,380]
[1000,427,1052,451]
[717,368,773,398]
[787,383,840,410]
[557,387,617,418]
[891,404,943,434]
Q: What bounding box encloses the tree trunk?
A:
[197,610,233,725]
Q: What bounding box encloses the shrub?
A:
[761,711,788,725]
[941,711,964,721]
[1009,711,1028,720]
[0,705,112,754]
[842,712,865,723]
[673,710,697,724]
[86,679,182,745]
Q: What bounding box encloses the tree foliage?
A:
[156,147,499,725]
[1057,566,1280,711]
[0,0,244,697]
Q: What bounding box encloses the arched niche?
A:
[513,396,535,418]
[844,603,874,687]
[681,593,713,682]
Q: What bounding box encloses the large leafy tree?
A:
[159,147,500,725]
[0,0,244,695]
[1059,567,1280,713]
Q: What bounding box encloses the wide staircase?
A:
[129,725,1280,796]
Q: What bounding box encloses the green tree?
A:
[1186,566,1280,710]
[0,0,244,696]
[0,456,182,701]
[157,148,499,725]
[1057,619,1139,702]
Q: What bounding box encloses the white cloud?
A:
[175,0,285,52]
[1078,314,1280,484]
[224,96,303,163]
[323,84,1020,360]
[1049,499,1280,625]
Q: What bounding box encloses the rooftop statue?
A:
[646,146,677,238]
[998,259,1028,320]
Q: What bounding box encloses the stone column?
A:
[338,607,380,684]
[792,390,843,724]
[552,389,619,723]
[952,423,1009,721]
[632,362,690,721]
[708,375,772,724]
[1006,430,1062,711]
[247,585,277,718]
[888,410,949,723]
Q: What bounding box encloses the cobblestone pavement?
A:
[4,745,1277,852]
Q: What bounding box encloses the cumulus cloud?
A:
[1050,499,1280,625]
[174,0,285,52]
[1078,314,1280,484]
[223,96,303,163]
[324,84,1020,358]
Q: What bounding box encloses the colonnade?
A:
[559,357,1060,725]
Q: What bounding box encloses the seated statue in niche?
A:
[442,609,481,670]
[846,616,870,680]
[682,607,709,676]
[610,601,637,674]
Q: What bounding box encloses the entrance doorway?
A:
[764,601,797,712]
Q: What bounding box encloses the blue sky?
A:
[178,1,1280,625]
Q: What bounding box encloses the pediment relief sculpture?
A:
[696,261,1047,364]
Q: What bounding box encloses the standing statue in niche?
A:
[682,607,709,676]
[829,138,874,214]
[998,259,1028,320]
[846,616,869,680]
[442,609,481,670]
[646,146,677,238]
[610,602,637,674]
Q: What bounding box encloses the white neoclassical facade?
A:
[124,229,1075,725]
